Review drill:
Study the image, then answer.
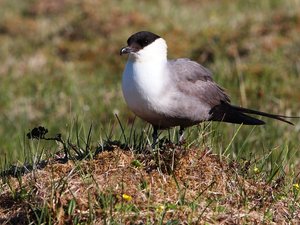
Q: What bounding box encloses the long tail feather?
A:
[230,104,295,125]
[209,101,297,125]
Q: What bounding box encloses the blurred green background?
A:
[0,0,299,168]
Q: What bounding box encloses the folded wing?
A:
[169,58,230,108]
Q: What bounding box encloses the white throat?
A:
[128,38,168,63]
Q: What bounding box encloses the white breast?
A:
[122,60,170,121]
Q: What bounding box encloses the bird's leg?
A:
[179,126,185,144]
[152,126,158,148]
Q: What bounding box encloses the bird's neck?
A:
[128,38,168,63]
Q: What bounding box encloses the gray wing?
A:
[168,58,230,107]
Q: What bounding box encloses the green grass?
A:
[0,0,299,168]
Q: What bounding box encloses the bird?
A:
[120,31,296,145]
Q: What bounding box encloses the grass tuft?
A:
[1,122,299,223]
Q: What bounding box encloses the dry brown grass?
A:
[1,146,299,224]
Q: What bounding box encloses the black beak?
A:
[120,46,135,55]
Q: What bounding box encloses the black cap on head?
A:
[120,31,161,55]
[127,31,160,49]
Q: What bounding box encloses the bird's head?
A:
[120,31,167,62]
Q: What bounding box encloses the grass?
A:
[0,123,299,223]
[0,0,299,166]
[0,0,300,223]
